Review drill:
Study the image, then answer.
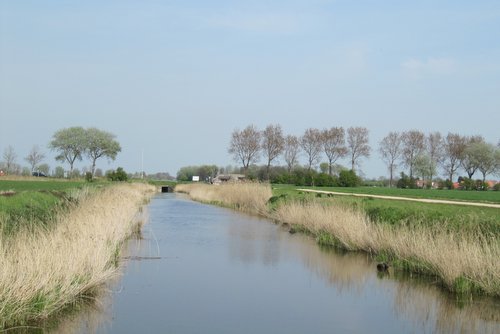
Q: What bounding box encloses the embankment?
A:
[176,183,500,297]
[0,183,155,329]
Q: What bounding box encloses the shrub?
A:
[107,167,128,182]
[494,183,500,191]
[397,172,416,189]
[338,170,360,187]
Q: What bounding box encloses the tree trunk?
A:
[389,164,393,188]
[91,159,97,178]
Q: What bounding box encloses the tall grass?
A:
[273,200,500,296]
[0,183,155,328]
[175,183,272,215]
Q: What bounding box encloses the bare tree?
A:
[460,135,485,179]
[441,133,466,182]
[25,145,45,173]
[347,127,370,172]
[322,127,347,175]
[228,125,261,174]
[426,132,443,185]
[402,130,425,179]
[379,132,402,187]
[300,128,322,171]
[283,135,301,172]
[2,145,17,174]
[261,124,285,180]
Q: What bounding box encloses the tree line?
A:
[0,127,121,179]
[227,124,500,187]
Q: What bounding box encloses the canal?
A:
[61,193,499,333]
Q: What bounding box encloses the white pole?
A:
[141,149,144,179]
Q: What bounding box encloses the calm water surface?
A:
[60,193,499,333]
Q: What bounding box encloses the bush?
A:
[107,167,128,181]
[85,172,93,182]
[397,172,416,189]
[338,170,360,187]
[494,183,500,191]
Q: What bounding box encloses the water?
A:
[58,193,499,333]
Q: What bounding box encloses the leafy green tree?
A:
[472,142,497,183]
[85,128,121,177]
[49,127,86,176]
[460,135,484,179]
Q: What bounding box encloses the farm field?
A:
[272,184,500,203]
[0,179,90,233]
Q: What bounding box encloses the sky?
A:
[1,0,499,178]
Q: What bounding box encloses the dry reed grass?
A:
[175,183,272,215]
[0,183,155,328]
[273,200,500,295]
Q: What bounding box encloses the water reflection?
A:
[227,216,283,266]
[31,194,500,333]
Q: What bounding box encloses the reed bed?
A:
[0,183,155,328]
[176,183,499,296]
[175,183,272,215]
[273,200,500,296]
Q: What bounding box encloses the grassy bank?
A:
[176,183,500,297]
[0,182,155,329]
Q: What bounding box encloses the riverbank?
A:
[175,183,500,297]
[0,182,155,329]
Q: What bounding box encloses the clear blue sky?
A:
[1,0,499,178]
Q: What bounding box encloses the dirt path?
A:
[297,189,500,209]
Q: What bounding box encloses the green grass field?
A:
[0,179,86,192]
[0,179,89,234]
[272,184,500,203]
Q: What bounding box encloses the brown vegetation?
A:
[175,183,272,215]
[0,183,155,328]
